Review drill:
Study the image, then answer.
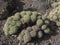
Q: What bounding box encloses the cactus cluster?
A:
[3,11,39,35]
[47,7,60,21]
[3,13,21,35]
[51,2,60,8]
[17,26,43,44]
[17,18,58,44]
[47,6,60,28]
[3,11,59,44]
[17,12,59,44]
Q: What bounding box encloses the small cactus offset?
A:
[37,31,43,38]
[44,20,50,24]
[22,15,30,24]
[26,11,32,15]
[30,31,37,37]
[36,19,43,27]
[31,14,37,23]
[20,11,26,17]
[43,28,50,34]
[27,27,32,32]
[41,25,47,30]
[37,15,42,19]
[56,21,60,27]
[32,25,39,31]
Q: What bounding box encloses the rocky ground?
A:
[0,0,60,45]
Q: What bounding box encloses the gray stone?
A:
[53,39,60,45]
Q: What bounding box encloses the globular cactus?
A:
[17,30,25,41]
[31,14,37,23]
[27,27,32,32]
[37,15,42,19]
[32,25,39,31]
[56,21,60,27]
[42,15,47,20]
[32,11,38,15]
[45,20,49,24]
[18,29,31,44]
[41,25,47,30]
[21,30,25,36]
[36,19,43,27]
[20,11,32,17]
[9,26,18,35]
[15,21,22,27]
[37,31,43,38]
[23,15,30,24]
[26,11,32,16]
[3,25,17,36]
[17,34,23,42]
[20,11,26,17]
[3,24,9,35]
[44,28,50,34]
[13,12,20,20]
[52,15,58,21]
[23,30,31,44]
[30,11,38,23]
[30,31,36,37]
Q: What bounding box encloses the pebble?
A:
[53,39,60,45]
